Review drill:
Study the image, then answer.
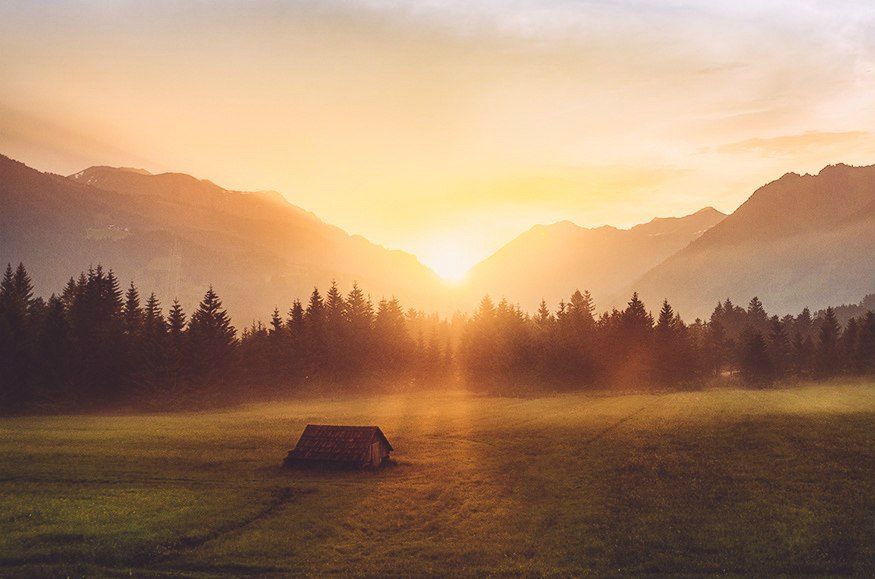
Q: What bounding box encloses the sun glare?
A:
[419,239,475,284]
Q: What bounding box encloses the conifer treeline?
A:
[1,263,874,413]
[0,264,454,413]
[460,291,875,392]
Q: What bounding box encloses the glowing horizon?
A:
[1,1,874,265]
[418,235,478,284]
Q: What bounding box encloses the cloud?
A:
[0,104,157,175]
[717,131,873,157]
[2,0,874,265]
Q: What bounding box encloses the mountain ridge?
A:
[1,155,445,323]
[6,152,875,322]
[630,162,875,319]
[457,206,727,312]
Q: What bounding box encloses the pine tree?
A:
[267,307,287,384]
[653,299,681,384]
[167,299,187,336]
[767,315,790,380]
[137,293,167,400]
[324,281,345,331]
[166,299,187,394]
[287,299,305,337]
[842,317,860,374]
[188,287,237,388]
[621,293,653,382]
[535,299,553,327]
[0,263,36,411]
[269,308,283,335]
[475,295,496,322]
[708,302,726,377]
[286,299,306,383]
[322,281,347,379]
[304,287,326,379]
[857,311,875,374]
[344,283,374,384]
[62,266,126,407]
[816,307,841,378]
[623,293,652,334]
[305,287,325,330]
[345,283,373,334]
[741,329,771,385]
[374,296,413,380]
[568,289,595,329]
[0,264,14,300]
[122,281,144,337]
[656,299,676,333]
[746,296,769,334]
[795,308,813,340]
[143,293,165,333]
[33,294,69,406]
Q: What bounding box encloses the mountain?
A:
[459,207,726,312]
[1,155,444,323]
[632,163,875,319]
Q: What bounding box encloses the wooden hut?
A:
[283,425,393,469]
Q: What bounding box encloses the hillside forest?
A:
[1,262,875,414]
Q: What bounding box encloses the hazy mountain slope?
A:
[460,207,726,311]
[632,163,875,319]
[1,155,444,323]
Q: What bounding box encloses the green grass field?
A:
[2,383,874,576]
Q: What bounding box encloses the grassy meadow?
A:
[1,383,874,576]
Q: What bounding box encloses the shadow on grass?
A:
[493,411,875,575]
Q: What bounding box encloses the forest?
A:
[1,262,874,413]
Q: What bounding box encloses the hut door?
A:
[370,442,381,466]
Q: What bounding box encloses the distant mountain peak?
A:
[462,205,726,312]
[117,167,152,176]
[247,190,288,205]
[632,161,875,318]
[2,152,446,322]
[70,165,151,180]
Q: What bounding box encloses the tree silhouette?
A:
[166,299,188,395]
[5,261,875,411]
[304,287,326,381]
[0,263,36,411]
[747,296,769,334]
[619,292,653,385]
[188,286,236,388]
[741,329,771,385]
[767,315,790,380]
[137,293,167,399]
[707,302,727,377]
[654,299,684,385]
[816,307,841,378]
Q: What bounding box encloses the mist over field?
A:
[2,386,874,576]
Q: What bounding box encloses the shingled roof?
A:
[286,425,393,465]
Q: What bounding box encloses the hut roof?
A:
[288,425,393,464]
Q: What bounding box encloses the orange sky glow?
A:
[1,1,874,281]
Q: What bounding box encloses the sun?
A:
[418,239,475,284]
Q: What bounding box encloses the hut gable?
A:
[284,425,393,468]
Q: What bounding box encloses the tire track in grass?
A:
[579,395,667,447]
[152,486,297,558]
[0,488,300,576]
[417,394,667,455]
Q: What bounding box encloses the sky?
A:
[1,0,874,280]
